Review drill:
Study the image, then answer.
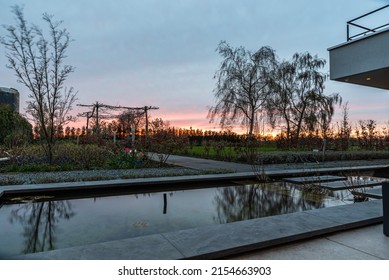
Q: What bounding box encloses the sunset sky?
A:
[1,0,388,133]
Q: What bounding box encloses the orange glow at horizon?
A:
[63,105,389,137]
[70,111,281,137]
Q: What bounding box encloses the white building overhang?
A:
[328,28,389,90]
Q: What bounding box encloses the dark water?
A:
[0,182,352,258]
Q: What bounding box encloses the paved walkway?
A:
[163,154,389,174]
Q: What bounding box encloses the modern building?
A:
[0,87,20,113]
[328,5,389,89]
[328,5,389,236]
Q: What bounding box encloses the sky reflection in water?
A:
[0,182,354,258]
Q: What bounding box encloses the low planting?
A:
[178,140,277,161]
[252,150,389,165]
[0,142,152,173]
[176,139,389,164]
[107,148,146,169]
[1,126,388,175]
[0,130,187,173]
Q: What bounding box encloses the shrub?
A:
[2,145,57,172]
[54,142,111,170]
[0,104,33,147]
[2,142,113,171]
[148,130,189,166]
[6,145,46,165]
[107,147,146,169]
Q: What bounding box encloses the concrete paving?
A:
[2,155,389,260]
[164,154,389,174]
[229,223,389,260]
[283,175,347,184]
[353,187,382,199]
[315,179,383,190]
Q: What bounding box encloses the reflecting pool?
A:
[0,181,356,258]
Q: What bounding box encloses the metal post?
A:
[145,106,149,143]
[86,114,90,135]
[163,193,167,214]
[95,102,100,134]
[383,181,389,236]
[131,127,135,146]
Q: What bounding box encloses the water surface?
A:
[0,181,353,258]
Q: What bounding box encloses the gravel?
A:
[0,167,226,186]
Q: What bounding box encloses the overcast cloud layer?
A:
[1,0,388,131]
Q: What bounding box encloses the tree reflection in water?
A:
[9,201,74,254]
[213,183,326,224]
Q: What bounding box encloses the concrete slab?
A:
[328,223,389,259]
[0,172,256,198]
[305,200,382,227]
[315,179,382,190]
[229,225,384,260]
[283,175,347,184]
[14,234,184,260]
[352,187,382,199]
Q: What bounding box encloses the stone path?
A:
[283,175,347,184]
[315,179,383,190]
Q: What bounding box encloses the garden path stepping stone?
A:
[283,175,347,184]
[352,187,382,199]
[314,179,382,190]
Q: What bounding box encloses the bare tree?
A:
[269,52,341,146]
[1,5,77,162]
[208,41,277,137]
[337,101,352,150]
[118,109,145,135]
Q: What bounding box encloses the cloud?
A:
[1,0,388,133]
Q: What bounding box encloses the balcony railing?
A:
[347,4,389,41]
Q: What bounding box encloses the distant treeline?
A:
[49,119,388,151]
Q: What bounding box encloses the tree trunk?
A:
[248,107,255,137]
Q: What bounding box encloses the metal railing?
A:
[347,4,389,41]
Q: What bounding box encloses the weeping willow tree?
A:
[208,41,277,137]
[269,52,341,145]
